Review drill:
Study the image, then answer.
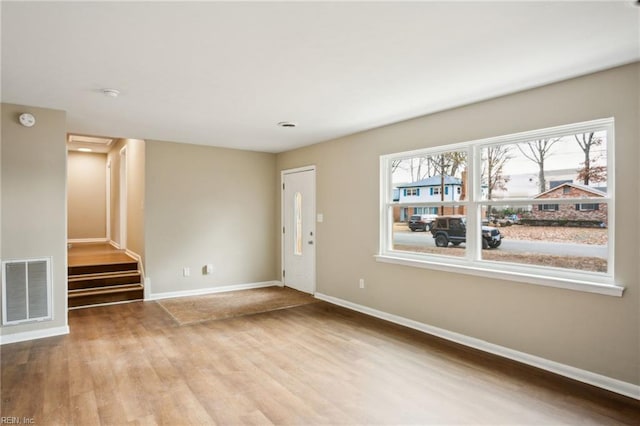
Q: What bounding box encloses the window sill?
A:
[374,254,624,297]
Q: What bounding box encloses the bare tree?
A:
[391,159,402,174]
[448,152,467,177]
[427,152,467,214]
[427,152,467,179]
[516,139,559,193]
[574,132,604,185]
[482,145,512,200]
[410,157,428,182]
[392,157,429,182]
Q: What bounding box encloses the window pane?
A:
[481,204,608,273]
[392,206,466,258]
[481,130,608,201]
[392,150,467,203]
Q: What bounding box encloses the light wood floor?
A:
[1,300,638,425]
[68,243,135,267]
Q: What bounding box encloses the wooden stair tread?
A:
[69,284,144,298]
[69,271,140,281]
[68,252,136,267]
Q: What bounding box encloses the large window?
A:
[378,118,621,295]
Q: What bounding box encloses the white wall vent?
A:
[2,258,52,325]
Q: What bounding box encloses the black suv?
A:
[430,216,502,249]
[408,214,437,232]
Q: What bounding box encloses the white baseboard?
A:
[109,240,120,249]
[124,248,145,279]
[68,299,142,310]
[68,238,108,244]
[125,249,140,260]
[314,292,640,400]
[0,325,70,345]
[147,280,283,301]
[143,277,151,300]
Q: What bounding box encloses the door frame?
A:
[119,146,127,250]
[106,159,111,241]
[280,165,316,292]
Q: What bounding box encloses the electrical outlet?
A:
[359,278,365,289]
[183,267,190,277]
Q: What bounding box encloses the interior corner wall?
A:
[67,151,107,240]
[276,62,640,386]
[144,140,277,296]
[107,138,145,260]
[1,103,68,336]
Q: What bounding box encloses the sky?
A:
[392,131,608,185]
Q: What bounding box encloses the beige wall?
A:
[108,139,145,259]
[145,140,277,295]
[1,64,637,388]
[67,151,107,239]
[1,103,68,336]
[276,63,640,385]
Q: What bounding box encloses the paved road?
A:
[393,232,607,258]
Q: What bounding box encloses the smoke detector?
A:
[277,121,297,128]
[102,88,120,98]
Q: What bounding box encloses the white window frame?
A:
[577,203,599,211]
[377,118,623,297]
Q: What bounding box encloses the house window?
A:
[539,204,559,211]
[405,188,419,196]
[379,118,618,295]
[577,203,599,211]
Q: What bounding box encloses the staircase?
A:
[68,245,144,309]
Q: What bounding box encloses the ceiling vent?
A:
[68,135,114,146]
[67,134,114,153]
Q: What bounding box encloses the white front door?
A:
[282,167,316,294]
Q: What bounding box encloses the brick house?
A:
[529,183,607,226]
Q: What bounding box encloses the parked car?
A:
[430,216,502,249]
[484,214,519,227]
[408,214,438,232]
[505,214,521,224]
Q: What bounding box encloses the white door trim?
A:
[119,146,127,250]
[281,165,316,292]
[106,159,111,241]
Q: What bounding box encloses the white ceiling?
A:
[2,1,639,153]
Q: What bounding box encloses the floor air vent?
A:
[2,258,52,325]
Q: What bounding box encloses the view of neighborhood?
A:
[389,131,609,273]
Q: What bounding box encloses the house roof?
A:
[396,176,462,188]
[534,182,606,199]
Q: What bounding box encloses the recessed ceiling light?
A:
[102,88,120,98]
[277,121,297,128]
[78,148,93,152]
